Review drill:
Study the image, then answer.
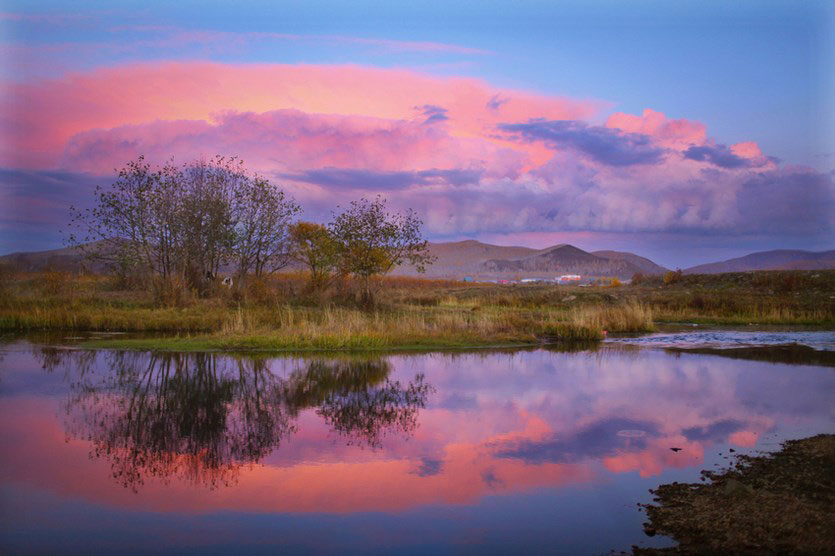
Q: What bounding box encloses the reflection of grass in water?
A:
[635,434,835,554]
[665,345,835,367]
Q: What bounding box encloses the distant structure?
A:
[558,274,581,284]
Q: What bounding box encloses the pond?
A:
[0,333,833,554]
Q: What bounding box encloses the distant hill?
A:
[685,249,835,274]
[591,250,669,275]
[392,240,539,278]
[0,239,664,280]
[394,241,668,279]
[0,243,106,272]
[480,244,667,279]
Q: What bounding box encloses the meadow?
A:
[0,268,832,351]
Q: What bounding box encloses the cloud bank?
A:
[1,62,831,257]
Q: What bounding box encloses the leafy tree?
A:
[289,222,342,292]
[328,196,434,304]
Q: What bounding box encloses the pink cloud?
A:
[2,61,829,242]
[2,61,601,169]
[605,108,706,149]
[61,110,526,178]
[730,141,765,160]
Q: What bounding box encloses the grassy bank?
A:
[1,269,831,351]
[635,434,835,554]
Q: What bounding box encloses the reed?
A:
[569,301,655,333]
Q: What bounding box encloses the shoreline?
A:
[634,434,835,554]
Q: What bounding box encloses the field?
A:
[0,269,832,351]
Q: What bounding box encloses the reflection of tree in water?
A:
[34,348,431,491]
[284,360,431,448]
[61,352,293,491]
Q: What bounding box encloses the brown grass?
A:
[1,269,831,350]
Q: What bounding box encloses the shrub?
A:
[663,269,683,285]
[151,276,192,308]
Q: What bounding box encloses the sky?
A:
[1,0,833,268]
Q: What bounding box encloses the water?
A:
[606,330,835,350]
[0,334,833,554]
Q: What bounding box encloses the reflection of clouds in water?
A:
[617,429,647,438]
[494,418,658,464]
[412,457,443,477]
[9,344,833,512]
[385,348,833,478]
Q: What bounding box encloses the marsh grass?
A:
[1,269,832,351]
[570,301,655,333]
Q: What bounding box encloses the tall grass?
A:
[2,269,832,351]
[570,302,654,333]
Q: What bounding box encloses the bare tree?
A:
[68,155,299,297]
[68,156,166,283]
[232,176,301,282]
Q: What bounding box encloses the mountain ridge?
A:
[3,242,830,280]
[684,249,835,274]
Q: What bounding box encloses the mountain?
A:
[392,240,539,278]
[0,243,103,272]
[685,249,835,274]
[592,250,669,275]
[1,239,667,280]
[480,244,666,279]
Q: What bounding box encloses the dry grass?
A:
[1,269,831,351]
[570,301,654,333]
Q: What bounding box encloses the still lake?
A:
[1,333,833,554]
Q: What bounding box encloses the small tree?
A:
[329,196,434,305]
[289,222,341,292]
[663,269,683,285]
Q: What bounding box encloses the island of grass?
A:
[634,434,835,554]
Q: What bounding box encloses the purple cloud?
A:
[486,94,508,111]
[493,417,659,464]
[499,119,666,166]
[682,419,744,442]
[416,104,449,125]
[736,169,834,234]
[0,168,107,253]
[281,167,481,189]
[683,144,752,169]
